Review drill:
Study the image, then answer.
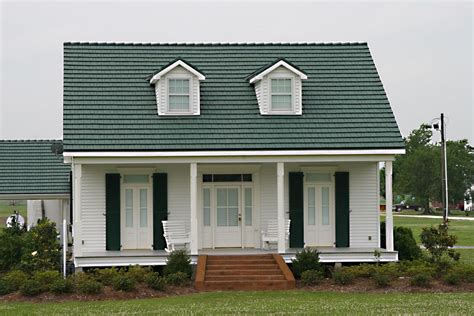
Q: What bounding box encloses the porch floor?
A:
[74,247,397,268]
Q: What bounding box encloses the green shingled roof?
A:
[63,42,404,151]
[0,140,70,196]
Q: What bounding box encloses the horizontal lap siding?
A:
[80,164,190,254]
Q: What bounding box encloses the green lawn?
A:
[383,215,474,246]
[0,200,27,218]
[1,291,473,315]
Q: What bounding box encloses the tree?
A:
[392,125,474,213]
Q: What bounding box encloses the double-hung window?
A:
[270,78,292,111]
[168,79,190,112]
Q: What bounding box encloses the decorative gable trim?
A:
[249,60,307,84]
[150,60,205,84]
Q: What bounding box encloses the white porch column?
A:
[190,163,199,255]
[277,162,285,254]
[385,161,394,251]
[72,162,82,257]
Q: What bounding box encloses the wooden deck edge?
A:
[272,254,295,288]
[195,255,207,290]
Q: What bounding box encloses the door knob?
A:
[238,214,242,222]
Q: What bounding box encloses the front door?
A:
[214,186,242,247]
[304,184,334,246]
[122,186,152,249]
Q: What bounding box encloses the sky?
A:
[0,0,473,144]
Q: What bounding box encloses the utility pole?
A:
[440,113,449,223]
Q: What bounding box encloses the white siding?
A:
[154,66,200,116]
[254,66,303,115]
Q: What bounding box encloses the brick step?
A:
[205,275,286,281]
[206,259,276,265]
[206,269,284,276]
[206,264,278,271]
[202,280,292,291]
[206,255,273,260]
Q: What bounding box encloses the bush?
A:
[344,264,376,278]
[291,248,323,278]
[112,274,136,292]
[163,250,193,278]
[33,270,61,291]
[301,270,324,286]
[3,270,28,292]
[50,278,74,294]
[443,272,461,285]
[420,224,459,265]
[410,273,432,287]
[20,279,44,297]
[332,268,354,285]
[93,267,121,286]
[164,272,189,286]
[145,273,166,291]
[126,265,153,283]
[399,260,436,278]
[372,272,391,287]
[0,223,26,271]
[446,264,474,283]
[0,278,13,295]
[20,219,61,272]
[75,273,102,295]
[381,223,422,261]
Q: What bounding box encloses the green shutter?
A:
[289,172,304,248]
[153,173,168,250]
[335,172,350,247]
[105,173,121,251]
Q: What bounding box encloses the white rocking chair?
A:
[261,219,291,249]
[162,220,190,252]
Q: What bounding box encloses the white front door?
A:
[214,186,242,247]
[304,184,334,246]
[122,186,152,249]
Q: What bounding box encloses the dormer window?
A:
[150,59,205,116]
[168,79,190,112]
[271,78,292,112]
[249,59,307,115]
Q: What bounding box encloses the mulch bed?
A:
[1,278,473,303]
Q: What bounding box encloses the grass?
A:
[0,291,473,315]
[0,201,27,227]
[396,209,469,217]
[382,215,474,246]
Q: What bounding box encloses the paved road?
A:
[392,214,474,221]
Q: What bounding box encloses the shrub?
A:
[145,273,166,291]
[332,268,354,285]
[447,264,474,283]
[33,270,61,291]
[163,250,193,278]
[112,274,136,292]
[410,273,432,287]
[399,260,436,278]
[20,219,61,272]
[372,272,391,287]
[344,264,376,278]
[50,278,74,294]
[381,222,422,261]
[164,272,189,286]
[0,223,26,271]
[301,270,324,286]
[443,272,461,286]
[291,248,323,278]
[126,265,153,283]
[20,279,43,297]
[420,224,459,265]
[3,270,28,292]
[0,278,13,295]
[75,273,102,295]
[93,267,121,286]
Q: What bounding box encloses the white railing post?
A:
[277,162,285,254]
[385,161,394,251]
[190,163,198,255]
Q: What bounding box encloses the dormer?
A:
[150,59,205,116]
[249,59,307,115]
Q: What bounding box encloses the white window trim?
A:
[269,76,295,114]
[150,60,205,84]
[249,60,307,84]
[167,77,192,114]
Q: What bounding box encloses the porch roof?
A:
[63,42,404,152]
[0,140,70,198]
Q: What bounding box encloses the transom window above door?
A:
[202,174,252,182]
[168,79,190,112]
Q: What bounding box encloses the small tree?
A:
[0,221,27,271]
[420,224,459,264]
